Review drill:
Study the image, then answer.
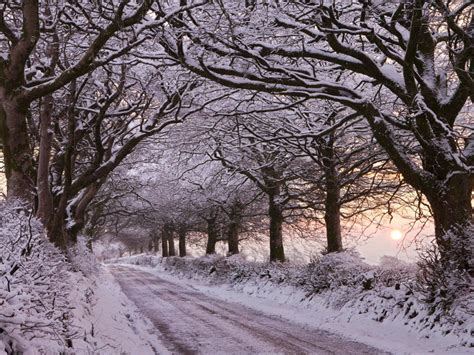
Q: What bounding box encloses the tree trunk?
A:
[47,87,76,250]
[36,95,54,224]
[227,203,242,256]
[227,221,240,256]
[47,214,67,250]
[0,3,40,202]
[0,96,34,201]
[322,134,343,253]
[150,230,160,253]
[161,228,169,257]
[206,215,218,255]
[35,28,58,222]
[66,183,101,246]
[324,200,343,253]
[153,237,160,253]
[178,227,187,257]
[166,223,176,257]
[268,194,285,262]
[426,175,473,273]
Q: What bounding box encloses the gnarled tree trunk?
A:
[161,228,169,257]
[268,194,285,262]
[322,133,343,253]
[227,202,242,256]
[0,96,34,201]
[0,0,39,202]
[426,175,473,273]
[206,214,218,255]
[166,223,176,257]
[178,226,187,257]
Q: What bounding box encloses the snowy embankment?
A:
[0,201,162,354]
[67,263,166,355]
[109,253,473,354]
[1,251,163,354]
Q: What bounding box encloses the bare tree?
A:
[0,0,214,249]
[0,0,155,199]
[161,0,473,272]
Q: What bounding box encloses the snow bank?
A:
[0,201,161,354]
[109,253,473,352]
[67,266,167,354]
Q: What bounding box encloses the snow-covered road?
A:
[109,265,387,354]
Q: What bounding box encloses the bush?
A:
[376,255,417,288]
[0,200,74,353]
[302,251,371,293]
[416,239,471,311]
[69,236,101,277]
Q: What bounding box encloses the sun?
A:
[390,229,403,241]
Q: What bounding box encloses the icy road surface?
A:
[109,265,387,355]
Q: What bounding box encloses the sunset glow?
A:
[390,229,403,241]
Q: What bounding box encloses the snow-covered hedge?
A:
[0,200,75,353]
[0,201,160,354]
[110,252,473,348]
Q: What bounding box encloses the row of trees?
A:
[0,0,218,248]
[158,0,473,272]
[0,1,472,274]
[88,99,407,262]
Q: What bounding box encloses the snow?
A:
[108,263,383,354]
[0,201,164,354]
[0,261,166,354]
[394,23,410,43]
[61,238,167,354]
[109,254,473,354]
[379,64,405,89]
[68,268,168,354]
[1,204,471,354]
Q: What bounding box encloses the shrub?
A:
[0,200,73,353]
[302,251,371,293]
[416,238,471,311]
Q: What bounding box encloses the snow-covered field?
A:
[109,254,473,354]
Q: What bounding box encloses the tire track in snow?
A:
[109,265,388,355]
